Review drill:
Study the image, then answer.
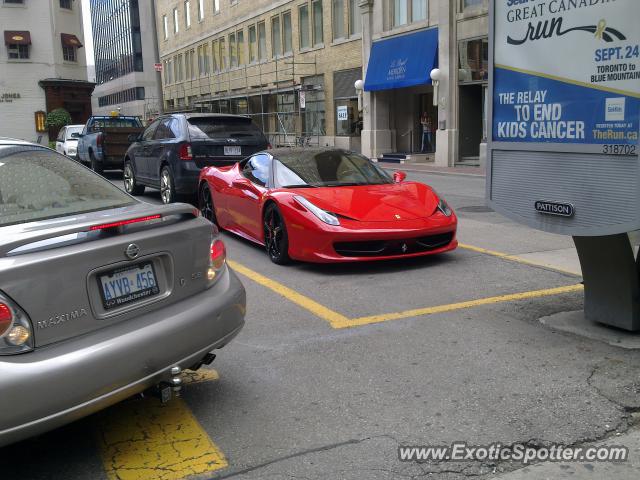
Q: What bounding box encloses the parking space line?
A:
[459,243,581,277]
[229,260,582,330]
[97,371,227,480]
[333,284,584,329]
[228,260,351,326]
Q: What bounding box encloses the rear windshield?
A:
[89,118,142,131]
[188,117,265,140]
[0,146,135,227]
[66,126,83,139]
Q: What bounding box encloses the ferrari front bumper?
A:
[286,212,458,263]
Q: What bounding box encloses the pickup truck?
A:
[77,116,144,173]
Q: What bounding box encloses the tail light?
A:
[267,143,273,150]
[0,293,34,355]
[96,133,103,147]
[207,237,226,286]
[180,143,193,161]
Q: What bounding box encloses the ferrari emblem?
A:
[395,214,401,219]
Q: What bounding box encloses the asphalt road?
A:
[2,167,639,480]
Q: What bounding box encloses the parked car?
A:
[198,148,458,264]
[123,113,269,204]
[77,115,145,174]
[0,138,245,447]
[55,124,84,159]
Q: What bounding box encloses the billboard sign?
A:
[492,0,639,153]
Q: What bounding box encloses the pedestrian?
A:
[420,113,433,153]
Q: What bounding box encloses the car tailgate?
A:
[0,203,217,347]
[102,127,144,159]
[191,138,266,167]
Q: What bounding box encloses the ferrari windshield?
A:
[275,150,393,187]
[0,146,135,227]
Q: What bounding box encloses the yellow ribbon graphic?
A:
[595,19,607,40]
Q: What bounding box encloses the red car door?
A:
[226,154,270,241]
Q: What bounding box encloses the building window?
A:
[7,44,29,59]
[302,75,326,136]
[237,29,245,66]
[198,0,204,20]
[213,0,220,14]
[332,0,345,41]
[312,0,323,46]
[97,87,145,107]
[212,39,219,71]
[334,68,361,136]
[185,49,192,79]
[59,0,72,10]
[229,32,237,67]
[163,15,168,40]
[283,11,292,55]
[392,0,427,27]
[271,15,281,58]
[393,0,407,26]
[3,0,25,4]
[184,1,191,28]
[412,0,427,21]
[173,8,179,34]
[349,0,361,36]
[62,45,77,62]
[458,37,489,82]
[219,37,227,70]
[177,54,184,81]
[248,25,257,63]
[299,4,310,50]
[257,21,266,61]
[461,0,487,10]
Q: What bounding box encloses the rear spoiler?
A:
[0,203,200,257]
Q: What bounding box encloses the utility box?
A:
[487,0,640,330]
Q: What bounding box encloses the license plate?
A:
[99,262,159,310]
[224,146,241,156]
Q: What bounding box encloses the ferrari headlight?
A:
[293,196,340,226]
[437,198,452,217]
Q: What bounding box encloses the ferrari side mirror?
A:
[394,171,407,183]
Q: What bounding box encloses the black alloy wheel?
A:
[123,161,145,195]
[263,203,290,265]
[199,183,218,226]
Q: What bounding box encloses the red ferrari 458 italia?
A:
[198,148,457,264]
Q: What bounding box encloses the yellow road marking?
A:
[229,260,582,329]
[333,284,584,329]
[228,259,351,326]
[97,371,227,480]
[459,243,581,277]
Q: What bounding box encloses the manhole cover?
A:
[457,205,494,213]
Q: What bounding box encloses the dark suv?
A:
[123,113,269,203]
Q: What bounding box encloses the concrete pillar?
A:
[359,0,393,159]
[435,0,458,166]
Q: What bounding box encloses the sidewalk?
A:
[377,161,486,177]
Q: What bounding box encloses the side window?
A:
[242,154,270,187]
[142,120,161,141]
[167,118,182,138]
[154,118,177,140]
[57,128,65,142]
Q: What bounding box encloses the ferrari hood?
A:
[290,182,440,222]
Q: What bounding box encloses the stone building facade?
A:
[0,0,94,143]
[155,0,364,150]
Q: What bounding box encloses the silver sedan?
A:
[0,138,246,447]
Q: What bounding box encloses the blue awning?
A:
[364,28,438,92]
